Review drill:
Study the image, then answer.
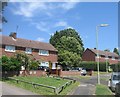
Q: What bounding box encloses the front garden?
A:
[3,76,79,95]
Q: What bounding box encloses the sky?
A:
[2,1,118,52]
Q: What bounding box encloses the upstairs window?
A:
[5,45,15,52]
[39,50,49,56]
[25,48,32,54]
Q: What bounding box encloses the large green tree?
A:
[50,28,84,68]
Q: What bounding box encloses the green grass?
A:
[95,84,113,96]
[3,76,78,95]
[10,76,68,87]
[93,72,109,76]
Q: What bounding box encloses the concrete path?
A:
[1,81,39,95]
[71,83,96,95]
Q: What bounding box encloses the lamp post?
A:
[96,24,109,85]
[105,52,108,73]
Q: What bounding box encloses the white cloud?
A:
[55,21,69,27]
[60,2,78,10]
[32,22,49,32]
[12,2,78,18]
[36,37,45,42]
[12,2,48,17]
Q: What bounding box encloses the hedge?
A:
[78,61,109,72]
[110,63,120,72]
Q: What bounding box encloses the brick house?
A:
[0,33,58,68]
[82,48,119,64]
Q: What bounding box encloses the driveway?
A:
[1,81,39,96]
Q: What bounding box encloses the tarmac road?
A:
[68,73,111,95]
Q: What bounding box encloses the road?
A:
[1,81,40,96]
[68,73,111,95]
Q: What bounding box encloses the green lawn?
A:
[93,72,109,76]
[4,76,79,95]
[95,84,113,96]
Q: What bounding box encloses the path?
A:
[1,81,39,95]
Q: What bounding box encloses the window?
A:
[39,50,49,56]
[5,45,15,52]
[25,48,32,54]
[41,62,49,67]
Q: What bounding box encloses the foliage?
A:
[49,28,84,68]
[113,48,119,55]
[78,61,109,71]
[14,52,31,70]
[0,53,40,72]
[104,49,110,52]
[29,60,39,70]
[58,50,81,68]
[0,55,21,71]
[110,63,120,72]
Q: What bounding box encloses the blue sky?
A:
[2,2,118,51]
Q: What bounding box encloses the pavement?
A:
[68,73,111,95]
[70,83,96,95]
[1,81,39,95]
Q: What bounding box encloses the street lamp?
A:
[96,24,109,85]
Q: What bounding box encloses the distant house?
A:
[0,33,58,68]
[82,48,119,64]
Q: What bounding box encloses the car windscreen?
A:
[113,75,120,80]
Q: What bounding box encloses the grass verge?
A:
[95,84,113,96]
[3,76,78,95]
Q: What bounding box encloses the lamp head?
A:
[100,24,109,27]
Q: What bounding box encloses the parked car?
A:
[108,72,120,92]
[38,66,49,71]
[81,68,87,76]
[115,82,120,97]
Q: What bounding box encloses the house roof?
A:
[87,48,119,57]
[0,35,57,52]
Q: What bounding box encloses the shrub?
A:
[78,61,109,72]
[0,55,21,71]
[110,63,120,72]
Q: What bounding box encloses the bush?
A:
[78,61,109,72]
[0,55,21,71]
[110,63,120,72]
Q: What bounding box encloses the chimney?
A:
[9,32,17,39]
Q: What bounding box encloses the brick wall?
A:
[1,45,57,63]
[60,71,81,77]
[82,49,95,61]
[19,70,46,77]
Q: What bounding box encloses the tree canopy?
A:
[50,28,84,68]
[113,48,119,55]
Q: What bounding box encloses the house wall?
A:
[1,45,58,63]
[82,49,96,61]
[82,49,119,64]
[95,57,119,64]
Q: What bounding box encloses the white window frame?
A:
[39,50,49,56]
[25,48,32,54]
[5,45,15,52]
[41,62,49,67]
